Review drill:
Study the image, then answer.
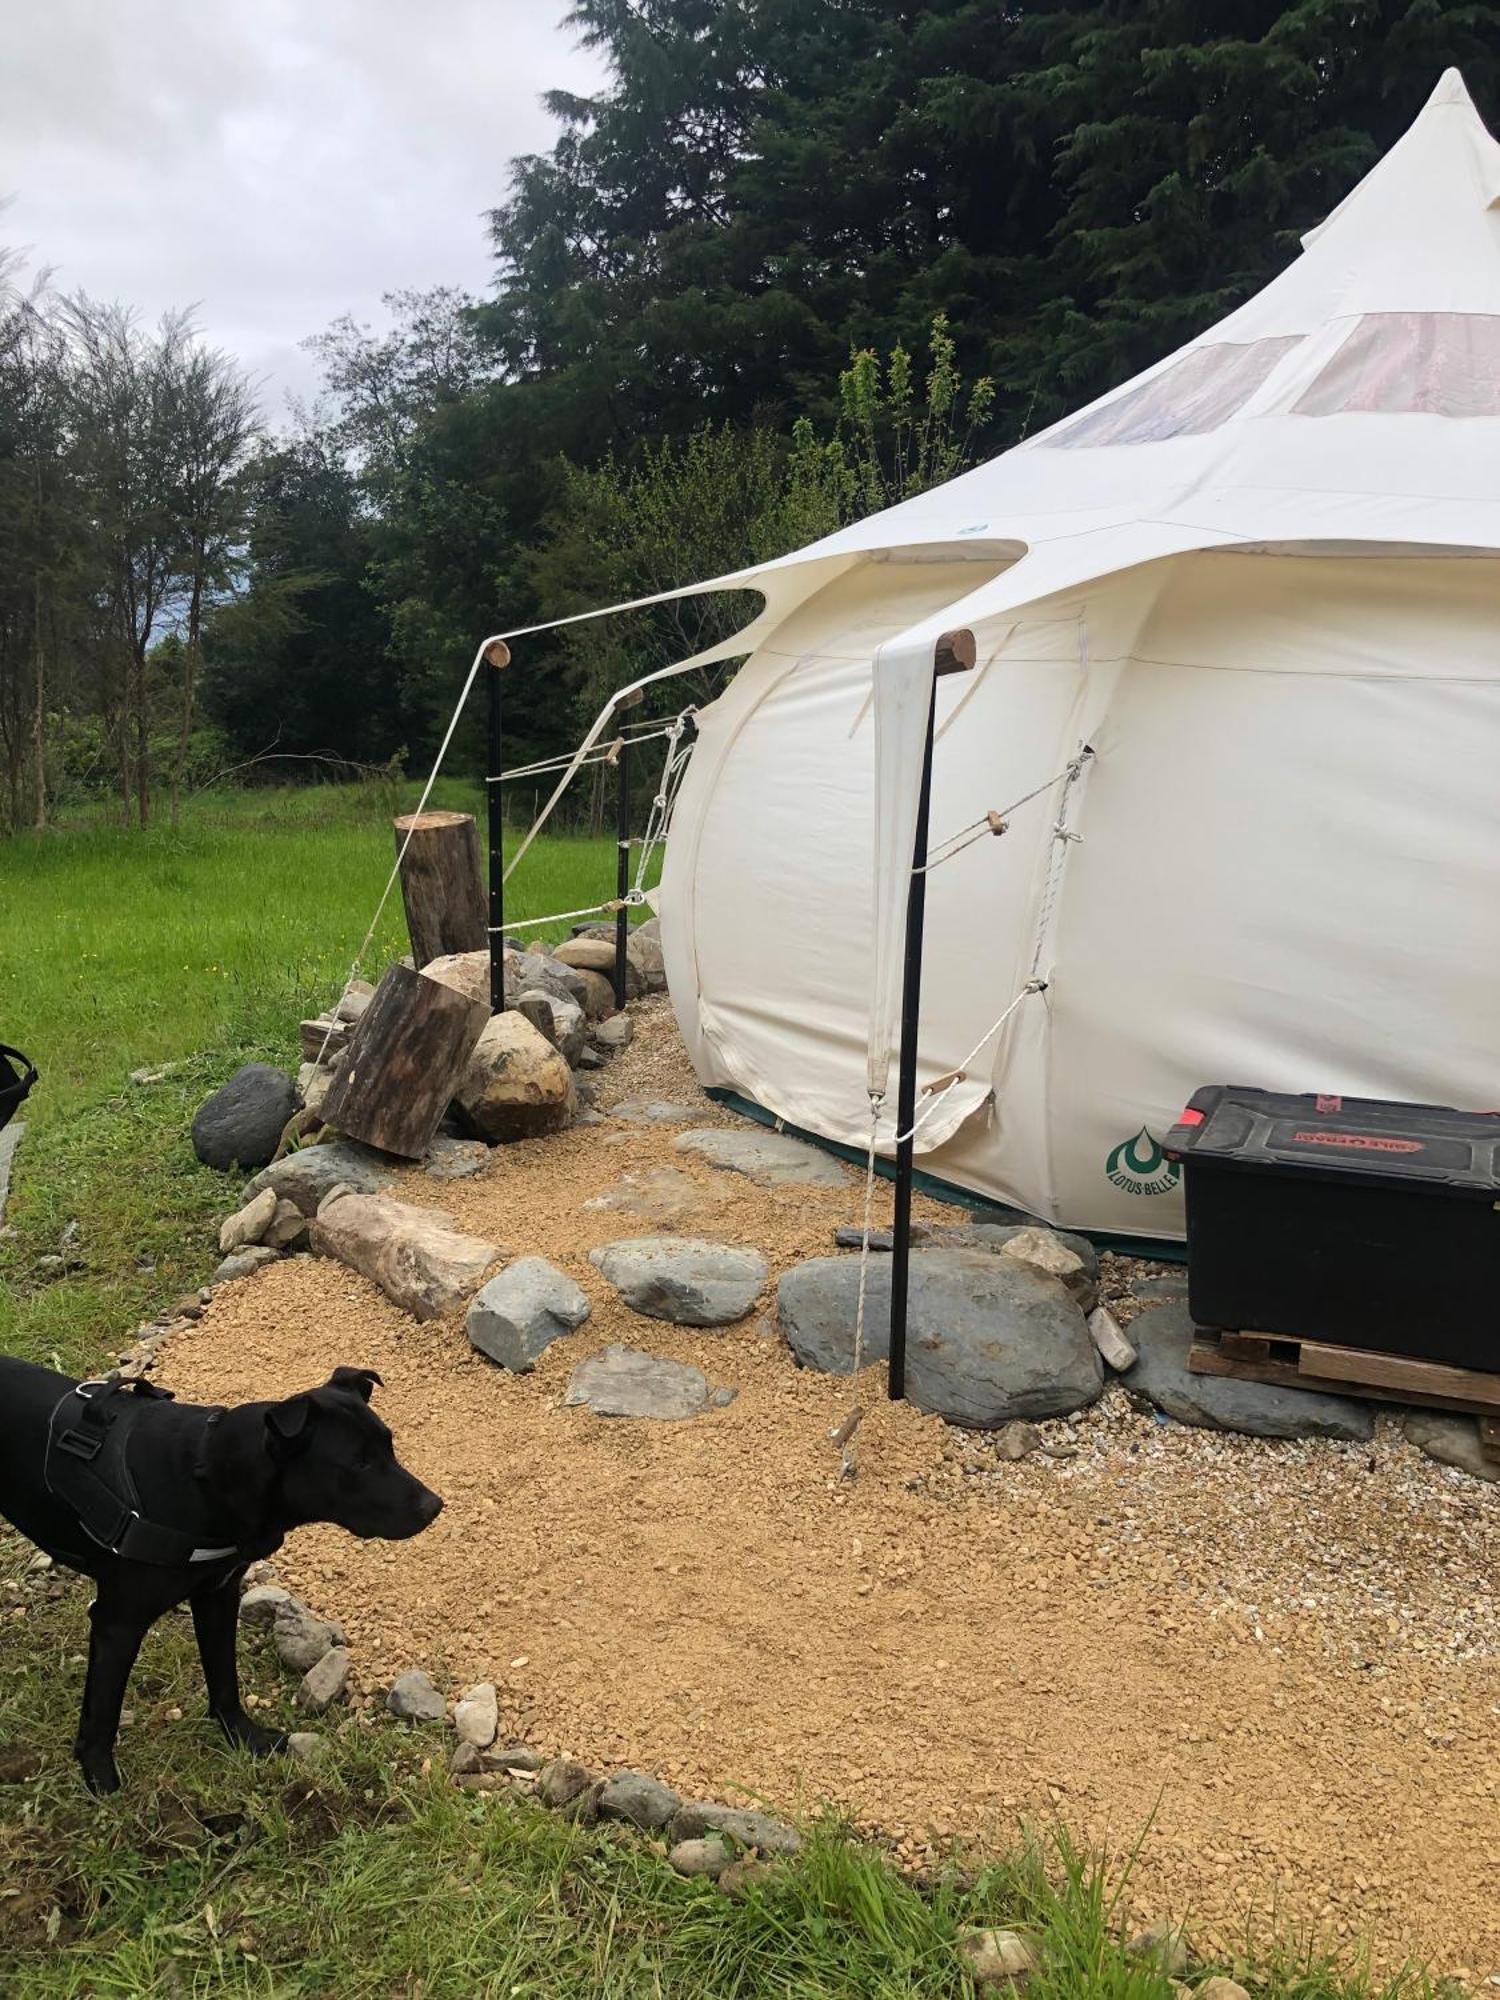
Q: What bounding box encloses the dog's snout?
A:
[417,1487,443,1527]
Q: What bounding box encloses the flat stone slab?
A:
[778,1249,1102,1428]
[467,1256,590,1371]
[1404,1410,1500,1482]
[589,1236,767,1325]
[674,1127,849,1188]
[584,1167,703,1226]
[424,1135,491,1181]
[611,1100,705,1126]
[1126,1304,1375,1441]
[0,1120,22,1227]
[564,1344,716,1420]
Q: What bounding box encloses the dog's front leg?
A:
[75,1592,153,1795]
[190,1579,288,1759]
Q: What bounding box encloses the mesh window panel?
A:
[1294,313,1500,419]
[1043,337,1301,449]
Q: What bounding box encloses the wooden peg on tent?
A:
[483,639,511,670]
[985,810,1009,836]
[933,627,977,677]
[922,1068,966,1095]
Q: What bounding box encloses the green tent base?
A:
[704,1087,1188,1266]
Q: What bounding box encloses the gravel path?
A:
[162,1001,1500,1982]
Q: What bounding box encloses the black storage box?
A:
[1163,1085,1500,1373]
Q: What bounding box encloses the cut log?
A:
[321,963,489,1160]
[393,810,487,968]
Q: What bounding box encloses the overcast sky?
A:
[0,0,606,419]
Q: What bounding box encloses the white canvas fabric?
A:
[487,71,1500,1237]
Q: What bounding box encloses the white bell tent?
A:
[488,68,1500,1240]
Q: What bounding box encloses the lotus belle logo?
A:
[1106,1127,1181,1197]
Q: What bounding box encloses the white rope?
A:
[632,709,696,897]
[497,897,641,936]
[493,721,681,786]
[830,1094,885,1479]
[313,637,492,1065]
[916,750,1094,876]
[891,980,1045,1146]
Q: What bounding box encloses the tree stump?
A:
[321,964,489,1160]
[393,811,486,968]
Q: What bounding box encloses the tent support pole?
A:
[614,730,631,1009]
[485,640,511,1013]
[888,628,977,1403]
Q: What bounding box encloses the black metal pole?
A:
[887,628,975,1403]
[485,640,510,1013]
[613,732,631,1011]
[887,682,937,1403]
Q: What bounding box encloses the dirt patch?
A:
[163,1001,1500,1981]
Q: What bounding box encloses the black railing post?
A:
[614,730,631,1010]
[485,639,510,1013]
[888,628,976,1402]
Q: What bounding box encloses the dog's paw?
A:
[76,1749,121,1797]
[218,1713,289,1758]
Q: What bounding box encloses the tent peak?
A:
[1427,67,1476,111]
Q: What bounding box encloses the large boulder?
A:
[777,1249,1103,1428]
[455,1013,575,1142]
[419,947,589,1014]
[626,929,667,993]
[673,1127,849,1189]
[192,1064,296,1172]
[310,1192,502,1319]
[589,1237,767,1325]
[467,1256,591,1371]
[244,1140,394,1215]
[1125,1304,1375,1441]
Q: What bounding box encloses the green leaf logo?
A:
[1105,1126,1181,1197]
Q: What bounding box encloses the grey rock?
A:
[1128,1920,1191,1977]
[333,979,375,1024]
[296,1062,337,1121]
[674,1127,848,1188]
[239,1584,294,1627]
[707,1385,737,1408]
[287,1731,332,1766]
[298,1647,351,1711]
[585,1167,703,1227]
[263,1198,310,1252]
[574,1108,605,1128]
[1087,1305,1137,1373]
[218,1186,279,1254]
[577,1047,605,1070]
[299,1016,350,1063]
[213,1244,281,1284]
[612,1100,703,1126]
[192,1064,296,1172]
[994,1420,1043,1462]
[274,1603,343,1673]
[452,1682,499,1747]
[564,1344,713,1420]
[515,989,589,1067]
[424,1134,491,1181]
[669,1836,733,1879]
[589,1236,767,1326]
[1126,1304,1375,1441]
[669,1803,801,1856]
[311,1194,502,1320]
[244,1141,394,1215]
[777,1250,1103,1429]
[536,1757,594,1807]
[467,1256,591,1371]
[0,1120,23,1228]
[593,1013,633,1051]
[959,1928,1039,1987]
[491,1745,545,1772]
[929,1221,1100,1285]
[386,1669,446,1722]
[1404,1410,1500,1482]
[598,1771,680,1830]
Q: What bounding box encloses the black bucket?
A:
[0,1045,37,1134]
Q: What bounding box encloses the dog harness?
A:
[44,1376,240,1566]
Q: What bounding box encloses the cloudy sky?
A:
[0,0,606,419]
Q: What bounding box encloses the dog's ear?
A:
[326,1366,383,1402]
[265,1393,315,1459]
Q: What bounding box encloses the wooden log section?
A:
[393,810,486,968]
[934,627,977,677]
[321,963,489,1160]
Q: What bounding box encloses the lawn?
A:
[0,788,1446,1997]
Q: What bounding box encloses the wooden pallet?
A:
[1189,1328,1500,1443]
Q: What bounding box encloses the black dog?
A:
[0,1358,441,1794]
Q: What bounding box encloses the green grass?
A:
[0,789,1449,1996]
